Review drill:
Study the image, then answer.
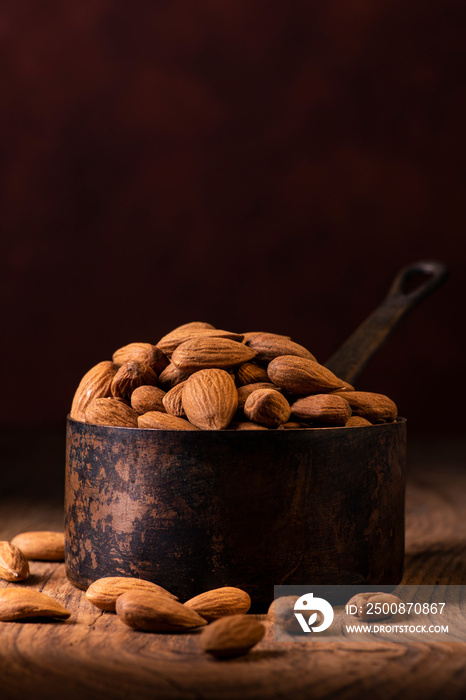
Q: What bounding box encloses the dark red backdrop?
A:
[1,0,465,440]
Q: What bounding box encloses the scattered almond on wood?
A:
[346,592,403,620]
[10,531,65,561]
[0,589,70,621]
[85,576,178,612]
[184,587,251,622]
[199,614,265,658]
[0,541,29,581]
[267,596,301,633]
[69,321,398,430]
[115,590,207,632]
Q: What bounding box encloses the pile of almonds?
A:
[70,321,398,430]
[0,531,265,658]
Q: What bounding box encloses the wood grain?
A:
[1,451,466,700]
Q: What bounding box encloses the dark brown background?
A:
[1,0,465,494]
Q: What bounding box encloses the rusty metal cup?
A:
[64,261,446,609]
[65,417,406,608]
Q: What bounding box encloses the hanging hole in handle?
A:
[388,260,448,302]
[401,268,435,294]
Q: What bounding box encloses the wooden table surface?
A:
[1,442,466,700]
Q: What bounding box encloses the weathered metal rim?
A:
[67,415,406,434]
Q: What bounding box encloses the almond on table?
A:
[0,541,29,581]
[10,531,65,562]
[115,590,207,632]
[86,576,177,612]
[0,589,70,621]
[199,614,265,658]
[184,587,251,622]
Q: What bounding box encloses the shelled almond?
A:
[0,589,71,621]
[115,590,207,632]
[10,531,65,561]
[86,576,178,611]
[184,586,251,621]
[70,321,398,430]
[0,541,29,581]
[199,614,265,658]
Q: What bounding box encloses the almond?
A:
[158,363,192,391]
[199,614,265,658]
[157,328,244,357]
[131,385,166,414]
[0,542,29,581]
[245,333,316,363]
[70,361,118,422]
[85,397,139,428]
[268,596,300,633]
[162,381,187,418]
[244,389,291,428]
[346,416,372,427]
[138,411,199,430]
[111,361,158,399]
[236,382,280,410]
[291,394,351,426]
[235,362,270,386]
[333,391,398,423]
[228,422,268,430]
[10,531,64,561]
[185,587,251,621]
[86,576,177,612]
[182,369,238,430]
[0,589,70,621]
[112,342,168,374]
[172,337,256,372]
[268,356,346,395]
[347,592,402,620]
[116,590,207,631]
